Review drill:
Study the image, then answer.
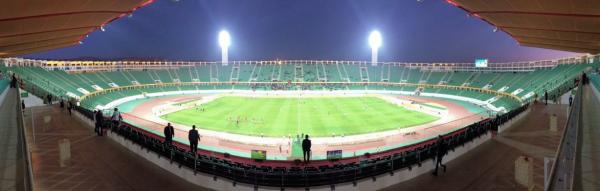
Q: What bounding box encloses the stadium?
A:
[0,1,599,191]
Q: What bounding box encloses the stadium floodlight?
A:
[369,30,382,65]
[219,30,231,65]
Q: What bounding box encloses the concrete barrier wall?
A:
[105,129,491,191]
[498,107,531,133]
[0,85,9,107]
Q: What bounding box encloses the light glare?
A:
[219,30,231,48]
[369,30,382,49]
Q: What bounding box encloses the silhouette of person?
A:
[95,110,104,136]
[164,123,175,146]
[569,95,573,107]
[433,135,447,176]
[544,91,548,105]
[188,125,200,154]
[302,135,311,163]
[67,100,73,116]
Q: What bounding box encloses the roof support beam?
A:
[472,11,600,18]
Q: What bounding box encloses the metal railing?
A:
[546,82,583,191]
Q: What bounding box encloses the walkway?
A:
[576,85,600,190]
[383,103,568,191]
[0,89,23,190]
[24,105,208,191]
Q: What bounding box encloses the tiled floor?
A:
[24,105,209,191]
[382,103,568,191]
[0,89,20,191]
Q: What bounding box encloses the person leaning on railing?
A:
[111,108,122,129]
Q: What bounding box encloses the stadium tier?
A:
[1,59,594,188]
[4,61,590,112]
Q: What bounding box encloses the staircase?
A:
[210,63,219,82]
[381,63,390,82]
[271,64,281,81]
[359,63,369,82]
[249,64,259,82]
[230,62,240,82]
[317,63,327,81]
[294,63,304,82]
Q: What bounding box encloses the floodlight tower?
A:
[219,30,231,65]
[369,30,382,66]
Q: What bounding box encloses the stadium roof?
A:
[0,0,153,58]
[449,0,600,54]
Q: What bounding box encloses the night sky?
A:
[24,0,580,63]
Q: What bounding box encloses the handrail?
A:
[546,81,583,191]
[15,88,34,191]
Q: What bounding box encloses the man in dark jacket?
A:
[433,135,447,176]
[302,135,311,163]
[188,125,200,154]
[164,123,175,146]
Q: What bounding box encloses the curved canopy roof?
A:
[450,0,600,54]
[0,0,153,57]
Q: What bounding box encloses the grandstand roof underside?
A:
[0,0,153,58]
[451,0,600,54]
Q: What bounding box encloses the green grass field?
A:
[160,96,439,137]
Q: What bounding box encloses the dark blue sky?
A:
[25,0,579,62]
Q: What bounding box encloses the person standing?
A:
[569,95,573,107]
[59,98,65,110]
[164,123,175,146]
[10,73,17,88]
[21,100,25,113]
[67,100,73,116]
[433,135,447,176]
[95,110,104,136]
[111,108,121,128]
[46,94,52,106]
[302,135,311,163]
[188,125,200,154]
[544,91,548,105]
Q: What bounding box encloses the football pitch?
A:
[160,96,439,137]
